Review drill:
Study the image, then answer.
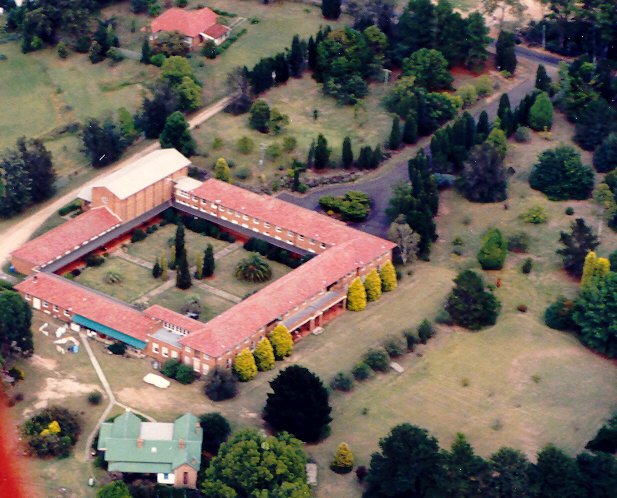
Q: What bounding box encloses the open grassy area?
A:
[192,76,393,186]
[73,256,160,303]
[206,247,292,298]
[126,223,230,266]
[149,285,235,322]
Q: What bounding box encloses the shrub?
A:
[517,304,528,312]
[435,309,453,325]
[380,261,397,292]
[283,136,297,152]
[356,465,368,482]
[457,84,478,108]
[21,406,81,458]
[565,206,575,215]
[508,232,530,252]
[84,253,105,267]
[234,166,251,180]
[418,319,435,344]
[107,342,126,355]
[363,349,390,372]
[58,200,81,216]
[477,228,507,270]
[131,229,147,242]
[205,368,238,401]
[347,277,367,311]
[150,53,165,67]
[236,136,254,154]
[268,324,293,359]
[330,372,354,392]
[174,364,195,384]
[403,330,418,351]
[161,358,181,378]
[544,297,576,331]
[520,205,548,224]
[87,391,102,405]
[521,258,533,274]
[104,271,122,285]
[233,348,257,381]
[364,269,382,302]
[330,442,354,473]
[446,270,501,330]
[253,337,275,372]
[383,337,405,357]
[474,75,493,97]
[352,362,371,381]
[514,126,531,143]
[528,92,553,131]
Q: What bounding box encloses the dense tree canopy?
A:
[445,270,500,330]
[557,218,599,278]
[0,290,33,357]
[82,118,127,168]
[459,143,507,203]
[402,48,453,91]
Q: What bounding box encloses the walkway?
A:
[193,280,241,304]
[80,332,155,461]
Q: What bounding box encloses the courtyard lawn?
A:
[126,223,230,267]
[73,257,160,303]
[192,76,393,187]
[149,285,235,322]
[206,247,293,298]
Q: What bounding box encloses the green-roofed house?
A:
[97,412,202,489]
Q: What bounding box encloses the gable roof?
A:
[10,207,121,269]
[151,7,219,38]
[144,304,204,334]
[78,149,191,202]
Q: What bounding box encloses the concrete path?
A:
[80,332,155,461]
[214,242,241,260]
[116,251,154,269]
[193,280,242,304]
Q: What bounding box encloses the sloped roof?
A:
[151,7,219,38]
[11,207,121,269]
[14,273,160,344]
[204,23,230,39]
[144,304,204,333]
[78,149,191,201]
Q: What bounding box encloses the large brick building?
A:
[13,149,396,373]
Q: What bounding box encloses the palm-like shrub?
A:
[235,253,272,282]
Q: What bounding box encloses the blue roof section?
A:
[73,314,147,349]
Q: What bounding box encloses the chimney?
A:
[137,437,143,448]
[195,422,200,433]
[33,275,38,283]
[179,438,185,449]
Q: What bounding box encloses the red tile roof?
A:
[151,7,221,39]
[204,23,230,39]
[144,305,204,333]
[11,207,121,269]
[15,274,160,342]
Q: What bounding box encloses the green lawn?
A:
[126,223,230,267]
[192,76,393,186]
[206,247,292,298]
[149,285,235,322]
[73,257,160,303]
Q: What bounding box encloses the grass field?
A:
[73,256,160,303]
[192,76,393,186]
[149,285,235,322]
[126,223,230,266]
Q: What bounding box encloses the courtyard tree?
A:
[380,261,397,292]
[202,244,215,277]
[263,365,332,442]
[364,268,382,302]
[235,253,272,282]
[347,277,367,311]
[82,118,127,168]
[268,324,294,360]
[214,157,232,183]
[174,223,185,263]
[557,218,599,278]
[159,111,196,157]
[233,348,257,381]
[364,423,445,497]
[152,257,162,279]
[388,215,420,265]
[253,337,275,372]
[175,249,192,290]
[445,270,501,330]
[201,430,310,496]
[0,290,33,357]
[459,143,507,203]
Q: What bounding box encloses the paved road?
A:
[278,48,561,238]
[0,96,230,270]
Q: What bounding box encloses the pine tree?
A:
[176,249,192,289]
[364,269,382,302]
[314,134,330,169]
[161,251,168,280]
[535,64,551,92]
[253,337,275,372]
[152,257,162,278]
[202,244,215,277]
[380,261,397,292]
[233,348,257,381]
[529,92,553,131]
[140,38,151,64]
[159,111,196,156]
[331,442,354,473]
[268,324,294,359]
[476,110,490,143]
[347,277,367,311]
[288,35,304,78]
[214,157,232,182]
[403,114,418,144]
[388,117,402,150]
[342,137,353,168]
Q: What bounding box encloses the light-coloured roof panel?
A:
[140,422,174,441]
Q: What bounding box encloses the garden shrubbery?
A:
[319,191,371,222]
[22,406,81,458]
[477,228,507,270]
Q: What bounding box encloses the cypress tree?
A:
[307,139,316,168]
[268,324,294,359]
[273,52,290,84]
[202,244,215,277]
[462,111,476,150]
[357,146,372,170]
[388,117,402,150]
[380,261,397,292]
[314,134,330,169]
[476,110,490,143]
[535,64,551,92]
[175,223,185,264]
[403,114,418,144]
[176,249,192,290]
[195,252,203,279]
[233,348,257,381]
[288,35,304,78]
[495,30,517,74]
[528,92,554,131]
[307,36,317,72]
[364,269,382,302]
[342,137,353,168]
[321,0,341,20]
[347,277,367,311]
[160,251,168,281]
[253,337,275,372]
[370,145,382,169]
[497,93,511,120]
[152,257,162,278]
[140,38,151,64]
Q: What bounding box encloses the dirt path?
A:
[0,96,230,270]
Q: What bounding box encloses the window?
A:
[201,199,207,204]
[171,350,178,359]
[177,190,189,198]
[185,346,191,353]
[264,222,270,229]
[102,196,108,204]
[309,239,315,245]
[226,358,232,368]
[42,301,48,308]
[162,347,168,357]
[63,310,70,317]
[287,230,294,237]
[202,353,210,360]
[320,243,327,249]
[152,343,159,354]
[253,218,260,224]
[243,214,249,221]
[183,472,188,486]
[298,235,304,241]
[211,202,217,209]
[53,305,59,312]
[192,196,198,201]
[275,226,282,233]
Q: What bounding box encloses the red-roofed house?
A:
[150,7,231,49]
